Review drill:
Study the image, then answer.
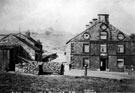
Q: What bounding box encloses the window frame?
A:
[117,58,124,69]
[100,31,108,40]
[71,42,74,53]
[100,44,107,53]
[83,43,90,53]
[117,44,125,54]
[83,58,90,68]
[71,55,74,62]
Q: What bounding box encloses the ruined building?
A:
[0,32,43,71]
[66,14,135,72]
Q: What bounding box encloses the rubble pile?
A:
[16,62,39,74]
[42,62,61,74]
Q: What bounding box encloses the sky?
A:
[0,0,134,34]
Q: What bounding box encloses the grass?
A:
[0,71,135,93]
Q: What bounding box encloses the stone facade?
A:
[66,14,135,72]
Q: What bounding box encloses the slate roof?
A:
[66,23,97,44]
[0,33,40,51]
[16,33,41,45]
[14,35,40,51]
[66,23,131,44]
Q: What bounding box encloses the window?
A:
[99,16,105,23]
[100,44,107,53]
[71,43,74,53]
[117,45,124,53]
[83,58,90,68]
[117,59,124,68]
[100,31,107,39]
[83,44,89,53]
[71,56,74,62]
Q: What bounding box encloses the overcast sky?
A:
[0,0,134,34]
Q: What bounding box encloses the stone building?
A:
[66,14,135,72]
[0,32,43,62]
[0,45,19,71]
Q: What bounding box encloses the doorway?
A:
[83,58,90,68]
[100,58,107,71]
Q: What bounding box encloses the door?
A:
[100,58,106,71]
[83,58,90,68]
[9,49,15,71]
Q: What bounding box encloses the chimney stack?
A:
[98,14,109,24]
[85,24,89,29]
[89,21,93,26]
[25,30,30,37]
[92,18,98,25]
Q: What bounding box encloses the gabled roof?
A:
[66,23,131,44]
[0,34,40,51]
[0,44,19,49]
[66,23,97,44]
[14,35,40,51]
[0,33,15,41]
[16,33,41,45]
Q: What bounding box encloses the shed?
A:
[0,45,19,71]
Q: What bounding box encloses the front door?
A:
[83,58,90,68]
[100,58,106,71]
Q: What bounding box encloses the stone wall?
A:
[90,44,99,55]
[108,56,118,71]
[90,56,100,70]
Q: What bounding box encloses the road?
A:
[64,64,135,80]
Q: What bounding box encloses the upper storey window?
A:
[83,32,90,40]
[117,45,125,53]
[117,33,125,40]
[100,31,107,40]
[83,44,90,53]
[71,43,74,53]
[100,44,107,53]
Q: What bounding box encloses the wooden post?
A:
[84,65,88,76]
[38,65,43,75]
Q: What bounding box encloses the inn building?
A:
[66,14,135,72]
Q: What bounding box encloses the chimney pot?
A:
[89,21,93,26]
[98,14,109,24]
[92,18,98,25]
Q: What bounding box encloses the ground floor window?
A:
[83,58,90,68]
[117,59,124,68]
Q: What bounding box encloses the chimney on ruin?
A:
[25,30,30,37]
[98,14,109,24]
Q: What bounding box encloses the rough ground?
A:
[0,71,135,93]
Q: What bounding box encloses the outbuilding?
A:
[0,45,19,71]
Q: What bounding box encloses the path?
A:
[64,68,135,80]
